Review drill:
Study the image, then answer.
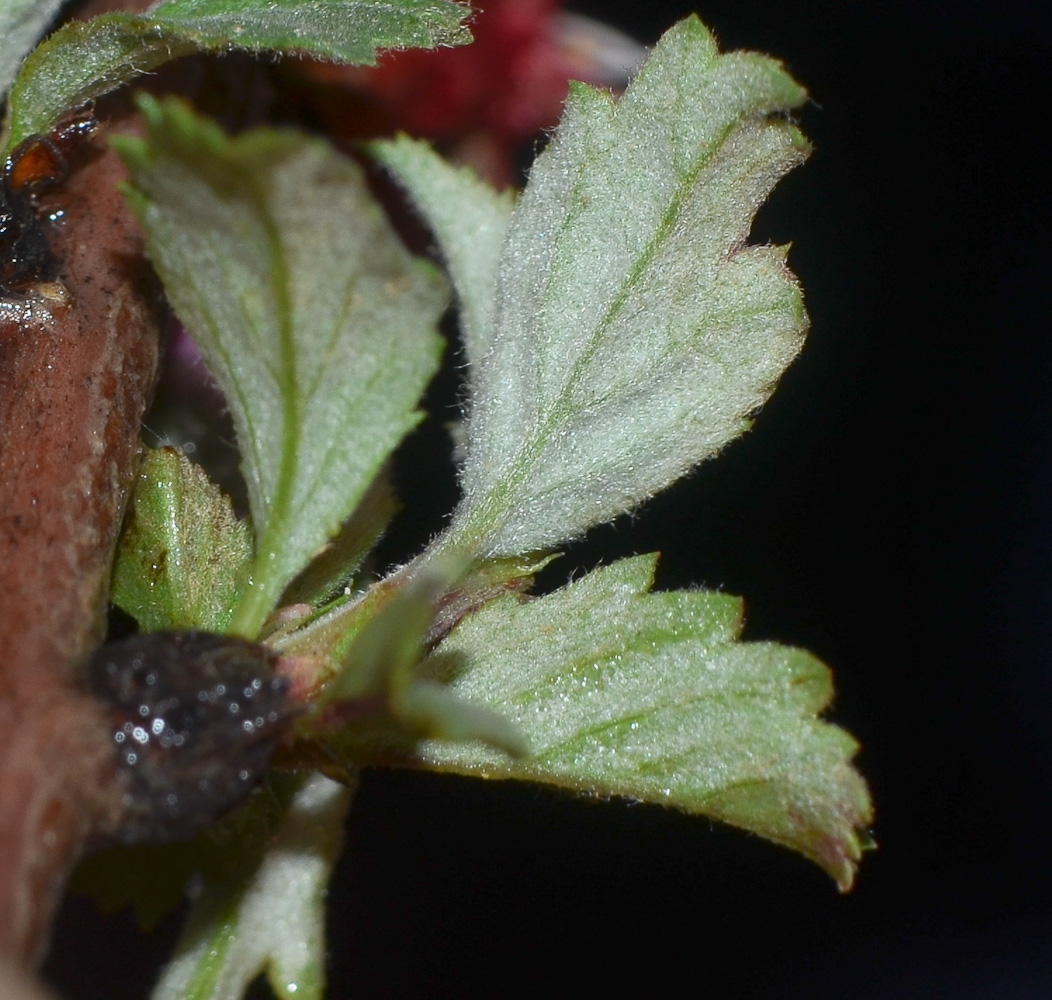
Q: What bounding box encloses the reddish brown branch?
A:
[0,115,162,968]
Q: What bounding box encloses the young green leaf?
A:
[116,97,447,637]
[272,548,557,670]
[301,563,527,761]
[0,0,65,99]
[417,555,872,890]
[438,16,811,559]
[151,773,351,1000]
[370,134,515,367]
[2,0,471,152]
[111,446,253,633]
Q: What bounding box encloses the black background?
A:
[46,1,1052,996]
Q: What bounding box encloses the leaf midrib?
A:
[460,104,747,553]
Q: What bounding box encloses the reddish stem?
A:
[0,115,162,967]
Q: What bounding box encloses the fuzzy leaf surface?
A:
[117,97,446,636]
[0,0,64,99]
[111,446,252,633]
[418,555,872,889]
[2,0,471,151]
[370,134,515,367]
[445,16,811,558]
[276,471,399,613]
[151,773,351,1000]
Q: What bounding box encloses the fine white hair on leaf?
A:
[422,15,813,559]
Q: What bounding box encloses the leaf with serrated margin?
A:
[0,0,64,99]
[2,0,471,151]
[151,773,351,1000]
[370,134,515,367]
[443,16,811,559]
[116,97,446,637]
[112,446,252,633]
[417,555,872,890]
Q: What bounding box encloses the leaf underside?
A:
[151,773,351,1000]
[0,0,66,99]
[370,135,516,368]
[2,0,471,151]
[418,555,872,890]
[408,15,813,559]
[116,96,446,635]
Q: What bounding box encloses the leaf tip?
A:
[817,769,875,893]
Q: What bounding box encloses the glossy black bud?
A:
[88,630,296,845]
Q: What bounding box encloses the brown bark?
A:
[0,959,57,1000]
[0,115,162,967]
